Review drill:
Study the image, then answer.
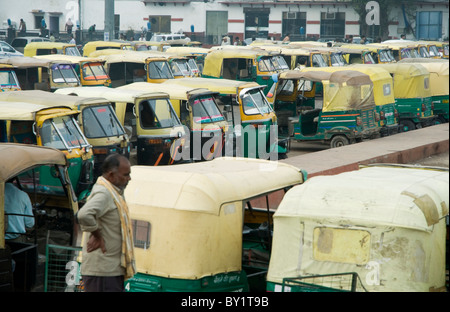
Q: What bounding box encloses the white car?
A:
[0,40,23,58]
[150,33,189,42]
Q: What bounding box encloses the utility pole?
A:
[105,0,115,41]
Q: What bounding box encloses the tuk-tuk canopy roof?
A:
[161,77,261,95]
[0,100,77,120]
[120,81,212,100]
[125,157,305,216]
[0,56,59,68]
[94,51,167,64]
[165,46,211,55]
[24,42,76,50]
[275,166,449,231]
[55,86,170,102]
[0,90,110,109]
[375,63,431,98]
[0,143,68,182]
[34,54,105,64]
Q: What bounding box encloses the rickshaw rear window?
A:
[132,219,151,249]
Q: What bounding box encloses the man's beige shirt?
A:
[77,182,125,277]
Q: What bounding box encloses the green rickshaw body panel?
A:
[432,95,449,121]
[395,97,434,123]
[125,272,249,292]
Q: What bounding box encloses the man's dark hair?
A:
[101,153,128,174]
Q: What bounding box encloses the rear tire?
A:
[330,135,349,148]
[400,120,415,132]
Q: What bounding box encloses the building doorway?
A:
[206,11,228,45]
[244,8,269,40]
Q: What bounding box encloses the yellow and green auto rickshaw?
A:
[119,82,228,161]
[379,42,415,61]
[313,65,399,136]
[162,77,289,159]
[120,157,307,292]
[398,58,449,123]
[0,56,80,92]
[55,86,186,166]
[267,164,449,292]
[24,42,81,57]
[0,143,79,292]
[82,40,133,57]
[268,68,381,148]
[0,90,130,177]
[89,50,174,87]
[0,101,94,201]
[0,63,21,91]
[34,54,111,87]
[165,46,211,75]
[375,63,436,130]
[341,44,396,64]
[202,47,281,95]
[335,45,378,64]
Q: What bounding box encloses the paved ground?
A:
[281,123,449,177]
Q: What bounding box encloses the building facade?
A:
[1,0,448,45]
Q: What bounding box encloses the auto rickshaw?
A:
[335,46,378,64]
[0,143,79,292]
[0,56,80,92]
[165,46,211,75]
[398,58,449,123]
[119,82,228,161]
[379,42,415,61]
[120,157,307,292]
[267,164,449,292]
[0,90,130,177]
[341,44,396,64]
[162,77,289,159]
[0,63,21,91]
[375,63,436,130]
[268,68,381,148]
[82,40,133,57]
[23,42,81,57]
[55,86,186,166]
[34,54,111,87]
[202,47,281,95]
[89,50,174,86]
[310,65,399,136]
[131,41,171,52]
[0,101,94,201]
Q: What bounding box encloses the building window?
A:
[416,11,442,40]
[320,12,345,40]
[282,12,306,39]
[132,219,151,249]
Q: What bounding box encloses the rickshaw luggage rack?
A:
[281,272,368,292]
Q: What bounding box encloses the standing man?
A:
[65,18,74,35]
[4,180,34,243]
[77,153,136,292]
[18,19,26,36]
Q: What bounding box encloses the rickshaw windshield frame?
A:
[139,98,182,129]
[82,62,109,81]
[40,115,89,151]
[0,70,20,89]
[82,105,126,138]
[239,87,273,116]
[51,64,80,84]
[147,61,174,79]
[192,95,225,124]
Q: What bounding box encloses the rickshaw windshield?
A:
[148,61,174,79]
[82,62,109,80]
[312,54,328,67]
[379,50,393,63]
[271,55,290,70]
[172,60,191,76]
[419,46,429,58]
[400,48,412,59]
[140,98,181,128]
[82,105,125,138]
[428,45,440,57]
[330,53,346,66]
[41,115,89,150]
[192,95,225,124]
[51,64,79,83]
[444,45,449,57]
[122,46,133,50]
[241,88,273,115]
[0,70,20,89]
[187,59,199,73]
[65,46,81,56]
[258,57,277,72]
[363,53,376,64]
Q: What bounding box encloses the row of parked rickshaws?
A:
[0,39,449,292]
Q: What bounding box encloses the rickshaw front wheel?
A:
[330,135,349,148]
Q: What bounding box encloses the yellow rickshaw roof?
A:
[125,157,305,215]
[83,40,130,48]
[0,56,59,68]
[0,143,68,182]
[374,62,429,76]
[207,47,271,58]
[34,54,105,64]
[165,46,211,55]
[274,166,449,231]
[0,100,76,120]
[120,81,211,100]
[295,67,373,85]
[24,42,76,49]
[161,77,260,94]
[55,86,170,102]
[94,51,167,63]
[0,90,110,108]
